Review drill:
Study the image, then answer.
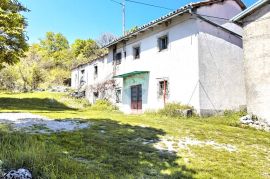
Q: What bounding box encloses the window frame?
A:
[114,52,122,65]
[115,88,122,103]
[158,35,169,52]
[158,80,169,98]
[133,46,141,60]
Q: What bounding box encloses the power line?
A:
[110,0,173,10]
[125,0,173,11]
[110,0,123,5]
[110,0,235,22]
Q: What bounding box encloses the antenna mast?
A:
[122,0,126,35]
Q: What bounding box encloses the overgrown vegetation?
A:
[0,92,269,178]
[157,102,194,117]
[90,99,119,111]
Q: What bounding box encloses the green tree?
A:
[32,65,45,89]
[72,39,100,58]
[0,0,29,68]
[71,38,107,68]
[39,32,71,67]
[40,32,69,54]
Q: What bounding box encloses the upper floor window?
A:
[158,35,168,51]
[114,52,122,65]
[94,65,98,76]
[133,46,140,59]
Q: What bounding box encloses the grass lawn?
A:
[0,91,269,178]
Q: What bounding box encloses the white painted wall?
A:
[71,0,245,115]
[109,15,200,113]
[197,19,246,115]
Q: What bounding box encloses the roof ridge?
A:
[103,0,246,48]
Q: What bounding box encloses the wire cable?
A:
[109,0,173,10]
[125,0,174,10]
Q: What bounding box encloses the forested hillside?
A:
[0,32,116,91]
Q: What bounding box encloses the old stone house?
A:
[72,0,247,115]
[232,0,270,124]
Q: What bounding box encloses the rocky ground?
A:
[240,115,270,132]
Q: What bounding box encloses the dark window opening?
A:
[116,89,122,103]
[93,92,99,98]
[158,80,169,97]
[80,69,85,84]
[133,46,140,59]
[94,65,98,76]
[158,35,168,51]
[114,52,122,65]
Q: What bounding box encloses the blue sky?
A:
[20,0,257,44]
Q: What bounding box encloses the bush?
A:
[90,100,118,111]
[0,66,20,91]
[158,102,193,117]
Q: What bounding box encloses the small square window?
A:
[158,35,168,51]
[114,52,122,65]
[133,46,140,59]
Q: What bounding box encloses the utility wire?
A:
[109,0,173,10]
[109,0,239,22]
[125,0,174,11]
[110,0,123,5]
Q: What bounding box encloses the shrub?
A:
[158,102,193,117]
[90,100,118,111]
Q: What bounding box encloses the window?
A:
[94,92,99,98]
[94,65,98,76]
[158,35,168,51]
[158,80,169,97]
[80,70,85,84]
[133,46,140,59]
[93,92,99,103]
[114,52,122,65]
[115,89,122,103]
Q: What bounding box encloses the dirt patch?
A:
[153,136,237,153]
[0,113,90,133]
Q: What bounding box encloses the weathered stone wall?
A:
[243,4,270,123]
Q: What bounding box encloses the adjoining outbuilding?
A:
[232,0,270,124]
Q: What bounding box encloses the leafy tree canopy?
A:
[0,0,29,68]
[40,32,69,54]
[72,39,100,58]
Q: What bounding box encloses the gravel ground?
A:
[0,113,90,133]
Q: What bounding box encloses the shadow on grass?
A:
[39,118,196,178]
[0,97,75,111]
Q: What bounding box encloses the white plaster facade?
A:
[72,0,246,115]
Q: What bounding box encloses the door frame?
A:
[130,84,142,110]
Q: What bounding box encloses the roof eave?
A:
[231,0,269,22]
[103,9,191,48]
